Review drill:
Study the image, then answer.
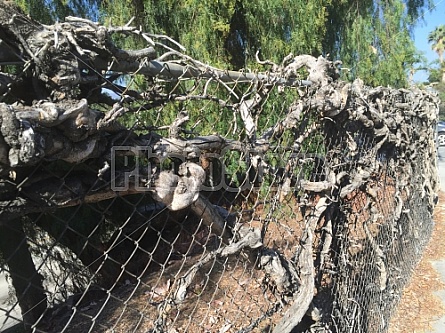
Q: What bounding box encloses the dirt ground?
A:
[389,191,445,333]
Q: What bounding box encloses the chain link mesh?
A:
[0,8,440,333]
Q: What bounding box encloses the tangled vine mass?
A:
[0,2,440,333]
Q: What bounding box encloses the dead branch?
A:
[0,5,440,333]
[273,197,329,333]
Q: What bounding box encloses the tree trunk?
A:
[0,220,47,330]
[35,215,118,288]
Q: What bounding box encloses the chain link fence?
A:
[0,4,440,332]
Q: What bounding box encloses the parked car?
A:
[438,121,445,146]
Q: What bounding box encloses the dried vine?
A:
[0,2,440,333]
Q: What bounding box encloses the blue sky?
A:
[413,0,445,82]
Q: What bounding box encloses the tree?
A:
[324,0,430,87]
[100,0,330,70]
[14,0,98,23]
[428,25,445,64]
[98,0,432,88]
[13,0,431,88]
[428,25,445,83]
[428,65,445,116]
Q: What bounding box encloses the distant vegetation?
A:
[427,24,445,118]
[13,0,433,88]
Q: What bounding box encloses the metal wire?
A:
[0,17,439,333]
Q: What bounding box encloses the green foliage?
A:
[429,65,444,83]
[242,1,329,67]
[325,0,426,88]
[427,25,445,86]
[427,80,445,119]
[428,24,445,65]
[97,0,429,90]
[14,0,99,23]
[15,0,429,88]
[100,0,330,69]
